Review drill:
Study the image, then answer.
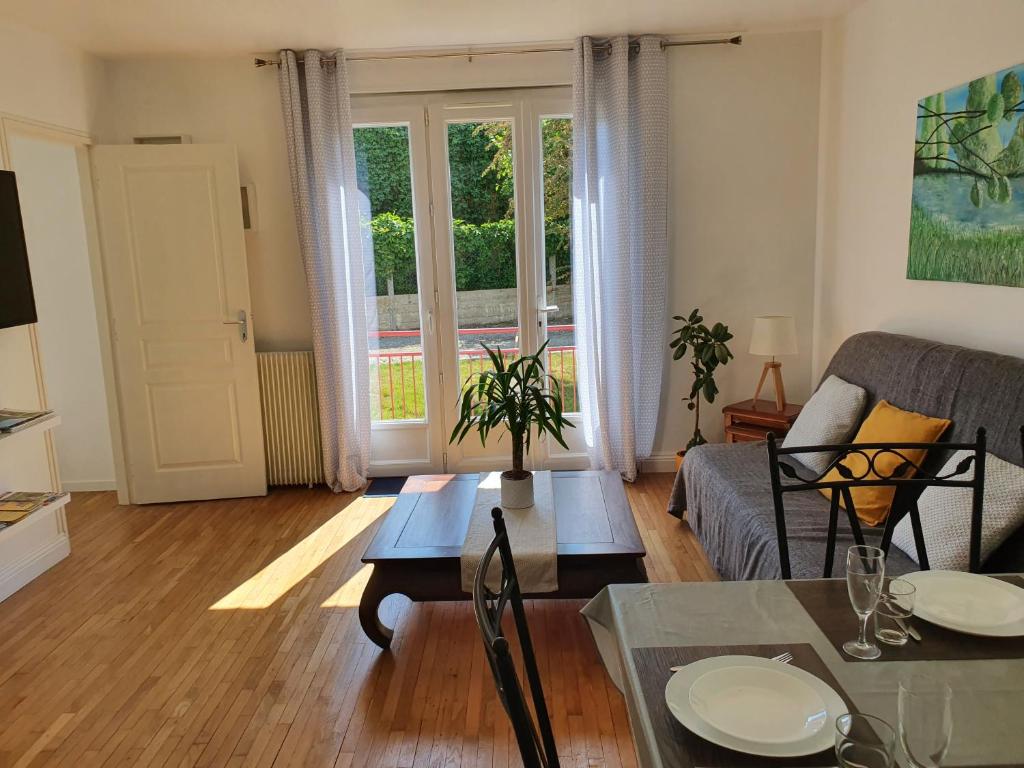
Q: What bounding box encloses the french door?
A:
[353,89,586,475]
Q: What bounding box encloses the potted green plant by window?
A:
[449,342,574,508]
[669,309,734,470]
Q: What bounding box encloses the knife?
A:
[895,616,922,642]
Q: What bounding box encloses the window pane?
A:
[354,125,427,422]
[540,117,577,413]
[446,121,518,380]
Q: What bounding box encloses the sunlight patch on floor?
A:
[321,563,374,608]
[209,495,392,610]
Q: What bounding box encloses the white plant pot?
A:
[500,471,534,509]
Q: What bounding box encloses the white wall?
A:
[99,32,822,461]
[0,20,103,494]
[7,133,116,490]
[654,30,821,454]
[0,21,103,132]
[814,0,1024,378]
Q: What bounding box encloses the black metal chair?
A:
[766,428,987,578]
[472,508,559,768]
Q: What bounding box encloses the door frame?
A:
[351,101,447,477]
[0,115,131,502]
[522,93,589,469]
[427,93,537,473]
[353,87,588,474]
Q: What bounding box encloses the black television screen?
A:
[0,170,37,329]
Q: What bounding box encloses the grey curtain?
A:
[572,36,669,481]
[278,49,373,492]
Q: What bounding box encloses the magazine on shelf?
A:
[0,408,53,433]
[0,491,64,523]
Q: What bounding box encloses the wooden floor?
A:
[0,473,714,768]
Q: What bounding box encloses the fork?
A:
[670,650,792,673]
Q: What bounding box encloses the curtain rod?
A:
[254,35,741,67]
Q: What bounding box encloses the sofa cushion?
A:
[683,441,919,580]
[892,450,1024,571]
[782,374,867,475]
[820,400,951,527]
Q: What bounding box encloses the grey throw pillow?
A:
[892,450,1024,571]
[781,375,867,475]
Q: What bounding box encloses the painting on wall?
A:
[909,63,1024,288]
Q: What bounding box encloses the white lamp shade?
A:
[749,315,798,356]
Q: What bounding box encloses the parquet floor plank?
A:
[0,475,713,767]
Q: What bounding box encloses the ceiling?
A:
[0,0,861,58]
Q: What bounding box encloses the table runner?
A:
[787,576,1024,662]
[460,470,557,593]
[632,643,854,768]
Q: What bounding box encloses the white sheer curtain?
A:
[278,49,374,491]
[572,36,669,481]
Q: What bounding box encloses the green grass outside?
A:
[370,353,580,422]
[907,204,1024,287]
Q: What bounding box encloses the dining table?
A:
[581,578,1024,768]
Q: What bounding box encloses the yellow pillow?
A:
[821,400,951,526]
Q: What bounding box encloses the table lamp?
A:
[749,315,797,411]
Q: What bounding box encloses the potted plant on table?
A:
[669,308,735,471]
[449,342,574,509]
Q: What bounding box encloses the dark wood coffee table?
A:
[359,470,647,649]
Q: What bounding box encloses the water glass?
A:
[843,545,886,660]
[899,675,953,768]
[875,578,916,646]
[835,713,896,768]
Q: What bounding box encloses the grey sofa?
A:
[669,331,1024,580]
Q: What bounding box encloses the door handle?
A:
[223,309,248,342]
[537,304,559,327]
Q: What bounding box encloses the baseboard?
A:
[368,459,435,477]
[640,454,680,474]
[0,535,70,603]
[62,479,117,492]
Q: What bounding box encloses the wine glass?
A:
[843,545,885,660]
[835,713,896,768]
[899,675,953,767]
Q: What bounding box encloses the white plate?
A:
[665,655,848,758]
[688,665,828,745]
[903,570,1024,637]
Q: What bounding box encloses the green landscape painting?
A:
[909,63,1024,288]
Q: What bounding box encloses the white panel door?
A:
[91,144,266,503]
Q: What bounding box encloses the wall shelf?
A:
[0,491,71,602]
[0,411,69,602]
[0,412,60,444]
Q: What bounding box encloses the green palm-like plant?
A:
[449,341,574,479]
[670,309,735,450]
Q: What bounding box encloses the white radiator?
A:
[256,351,324,486]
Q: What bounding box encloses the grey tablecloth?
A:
[582,581,1024,768]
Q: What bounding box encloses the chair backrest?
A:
[766,429,987,578]
[472,508,559,768]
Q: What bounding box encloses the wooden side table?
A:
[722,399,802,443]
